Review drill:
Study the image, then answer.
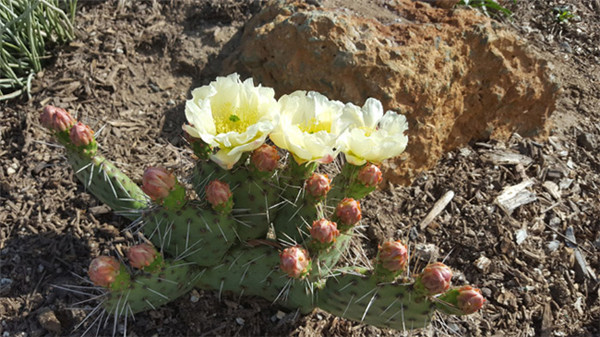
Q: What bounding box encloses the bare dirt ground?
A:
[1,0,599,336]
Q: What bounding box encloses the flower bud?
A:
[378,240,408,272]
[335,198,362,227]
[357,163,382,187]
[456,286,485,314]
[127,243,158,269]
[419,262,452,295]
[40,105,75,132]
[69,122,95,146]
[205,180,232,209]
[280,246,310,278]
[305,173,331,198]
[310,219,340,244]
[88,256,120,288]
[142,167,176,201]
[251,144,279,172]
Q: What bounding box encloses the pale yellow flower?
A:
[270,91,346,164]
[340,98,408,166]
[183,74,279,169]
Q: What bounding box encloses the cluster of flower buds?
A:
[373,240,408,281]
[142,167,177,201]
[305,173,331,200]
[127,243,159,270]
[88,243,162,289]
[417,262,453,295]
[310,219,340,246]
[40,105,75,133]
[251,144,280,173]
[141,167,186,209]
[357,163,382,187]
[88,256,121,288]
[279,246,311,279]
[334,198,361,230]
[40,105,96,154]
[205,179,233,214]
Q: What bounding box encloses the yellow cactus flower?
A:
[183,73,279,169]
[341,98,408,166]
[270,91,346,164]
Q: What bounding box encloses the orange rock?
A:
[226,0,558,185]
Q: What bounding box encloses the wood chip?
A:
[419,190,454,230]
[495,180,537,215]
[481,150,533,166]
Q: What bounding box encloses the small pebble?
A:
[235,317,245,326]
[190,289,200,303]
[37,307,61,334]
[0,278,13,296]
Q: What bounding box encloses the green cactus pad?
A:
[318,273,436,330]
[141,204,237,266]
[66,149,147,219]
[103,261,199,315]
[195,245,315,313]
[192,161,278,240]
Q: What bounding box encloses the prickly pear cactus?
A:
[41,74,485,333]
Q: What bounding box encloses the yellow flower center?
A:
[359,126,374,137]
[213,102,260,134]
[299,118,331,134]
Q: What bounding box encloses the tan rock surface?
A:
[225,0,559,184]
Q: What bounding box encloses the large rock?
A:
[225,0,559,184]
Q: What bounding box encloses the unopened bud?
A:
[456,286,485,314]
[251,144,279,172]
[357,163,382,187]
[69,122,95,146]
[205,180,232,212]
[128,243,158,269]
[40,105,75,132]
[378,240,408,272]
[88,256,120,288]
[142,167,176,201]
[335,198,361,227]
[305,173,331,199]
[419,262,452,295]
[280,246,311,278]
[310,219,340,244]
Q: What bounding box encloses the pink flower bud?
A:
[335,198,362,227]
[205,180,232,208]
[357,163,382,187]
[69,122,95,146]
[420,262,453,295]
[251,144,279,172]
[280,246,310,278]
[40,105,75,132]
[378,240,408,272]
[305,173,331,198]
[127,243,158,269]
[142,167,176,201]
[456,286,485,314]
[310,219,340,244]
[88,256,120,287]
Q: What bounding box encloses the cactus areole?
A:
[42,74,484,333]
